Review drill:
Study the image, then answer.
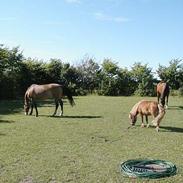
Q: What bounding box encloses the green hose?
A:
[120,159,177,179]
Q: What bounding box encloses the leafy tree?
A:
[100,59,120,95]
[76,55,101,93]
[0,45,24,99]
[117,68,136,95]
[157,59,183,89]
[46,59,63,83]
[131,62,155,96]
[22,58,48,85]
[101,58,119,77]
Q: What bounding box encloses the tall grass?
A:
[0,96,183,183]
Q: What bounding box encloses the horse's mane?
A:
[24,91,30,106]
[24,85,33,106]
[130,100,144,116]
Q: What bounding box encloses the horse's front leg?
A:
[58,99,63,116]
[34,102,38,117]
[157,93,160,104]
[52,99,59,116]
[145,115,149,128]
[151,114,157,126]
[141,114,145,128]
[29,103,33,115]
[166,95,169,108]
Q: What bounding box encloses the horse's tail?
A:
[63,86,75,106]
[152,104,165,127]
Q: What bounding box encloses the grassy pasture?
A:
[0,96,183,183]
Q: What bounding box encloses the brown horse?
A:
[24,83,75,117]
[157,81,170,108]
[129,100,165,132]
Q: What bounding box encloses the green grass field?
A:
[0,96,183,183]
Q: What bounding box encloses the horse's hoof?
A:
[59,113,63,117]
[152,120,157,126]
[141,124,145,128]
[146,124,150,128]
[156,127,159,132]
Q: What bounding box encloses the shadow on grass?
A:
[128,124,183,133]
[160,126,183,133]
[167,106,183,110]
[0,100,23,115]
[60,115,102,119]
[0,120,15,124]
[0,133,6,136]
[38,115,103,119]
[0,99,76,115]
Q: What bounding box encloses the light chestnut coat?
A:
[129,100,165,132]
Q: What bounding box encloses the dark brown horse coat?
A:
[24,83,75,117]
[156,81,170,107]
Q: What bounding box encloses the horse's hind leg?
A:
[52,99,59,116]
[58,99,63,116]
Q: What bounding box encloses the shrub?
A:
[178,87,183,97]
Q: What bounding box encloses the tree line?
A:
[0,44,183,99]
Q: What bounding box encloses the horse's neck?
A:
[24,91,30,105]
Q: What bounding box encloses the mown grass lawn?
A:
[0,96,183,183]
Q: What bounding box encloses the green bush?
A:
[170,90,179,96]
[178,87,183,97]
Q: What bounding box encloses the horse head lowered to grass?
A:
[129,100,165,132]
[24,83,75,117]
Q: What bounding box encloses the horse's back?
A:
[138,100,158,115]
[26,83,63,99]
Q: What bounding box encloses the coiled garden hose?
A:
[120,159,177,179]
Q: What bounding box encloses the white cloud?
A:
[94,12,130,23]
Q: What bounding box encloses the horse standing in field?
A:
[156,81,170,108]
[24,83,75,117]
[129,100,165,132]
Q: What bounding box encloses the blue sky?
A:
[0,0,183,69]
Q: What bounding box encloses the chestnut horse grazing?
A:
[157,81,170,108]
[129,100,165,132]
[24,83,75,117]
